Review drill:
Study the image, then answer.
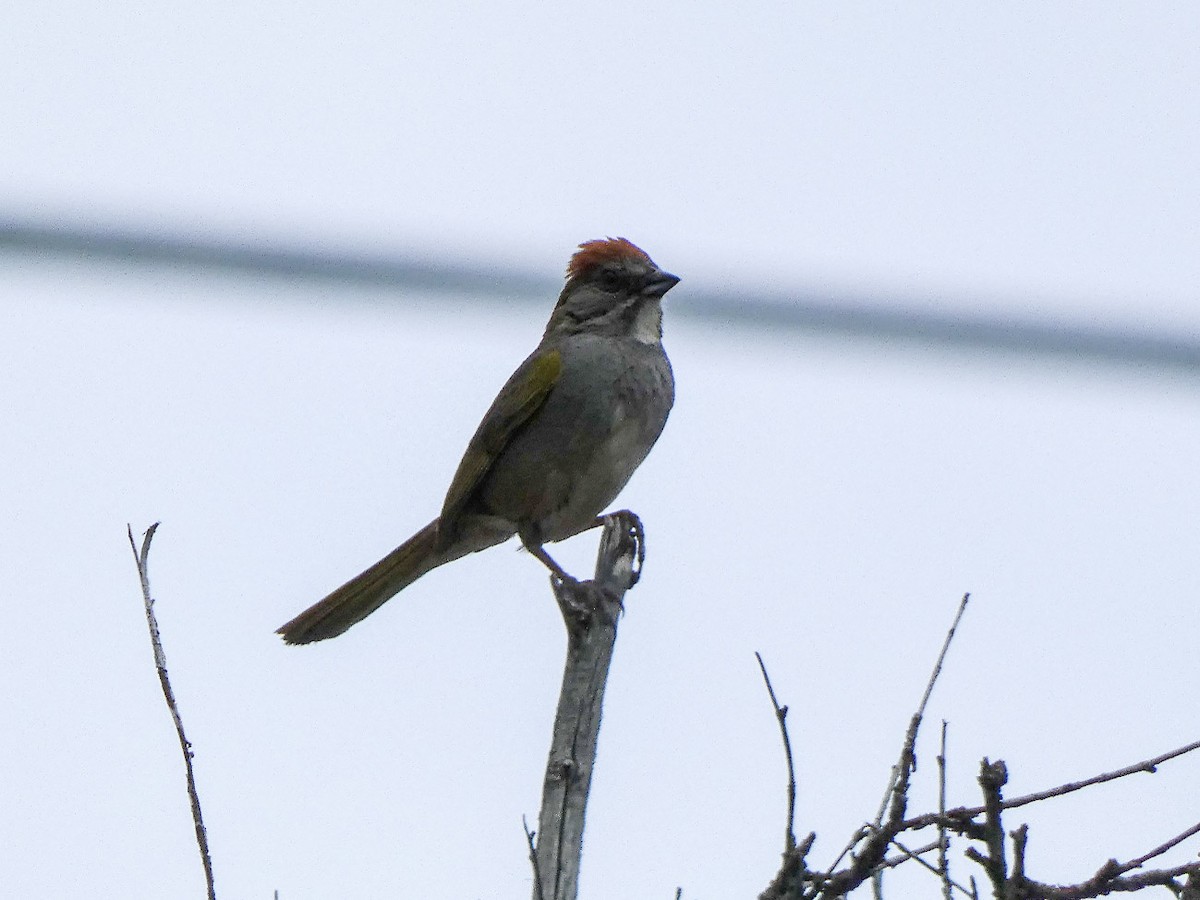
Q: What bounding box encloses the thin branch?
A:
[904,738,1200,832]
[1020,860,1200,900]
[939,720,952,900]
[825,600,974,897]
[127,523,216,900]
[812,594,971,899]
[817,825,869,893]
[872,769,897,829]
[756,652,798,852]
[882,837,976,896]
[916,594,971,723]
[523,816,545,900]
[1006,819,1200,899]
[881,593,971,825]
[956,766,1200,900]
[813,714,920,898]
[757,588,1200,900]
[881,838,940,869]
[1121,820,1200,871]
[999,738,1200,812]
[912,782,1200,899]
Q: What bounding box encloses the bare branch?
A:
[754,589,1200,900]
[756,652,798,853]
[975,758,1009,897]
[999,739,1200,812]
[813,713,920,898]
[812,594,971,898]
[938,720,953,900]
[127,523,216,900]
[1020,818,1200,897]
[759,833,816,900]
[916,593,970,723]
[1122,820,1200,871]
[523,816,545,900]
[952,762,1200,900]
[881,838,940,869]
[904,738,1200,832]
[1020,860,1200,899]
[1011,824,1029,896]
[882,837,976,896]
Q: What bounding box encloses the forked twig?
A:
[127,523,216,900]
[963,792,1200,899]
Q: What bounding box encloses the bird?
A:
[277,237,679,644]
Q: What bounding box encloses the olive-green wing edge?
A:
[437,348,563,545]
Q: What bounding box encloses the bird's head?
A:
[545,238,679,342]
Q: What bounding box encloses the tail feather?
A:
[278,520,446,644]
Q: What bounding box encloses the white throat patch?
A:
[631,299,663,344]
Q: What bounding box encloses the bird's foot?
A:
[592,510,645,587]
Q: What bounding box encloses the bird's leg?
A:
[523,538,599,627]
[523,539,576,583]
[523,510,645,589]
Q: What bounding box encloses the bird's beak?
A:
[641,271,680,298]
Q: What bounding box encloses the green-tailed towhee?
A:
[277,237,678,644]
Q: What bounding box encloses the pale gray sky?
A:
[2,4,1198,899]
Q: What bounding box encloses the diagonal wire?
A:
[4,217,1199,373]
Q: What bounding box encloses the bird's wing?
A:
[437,347,563,542]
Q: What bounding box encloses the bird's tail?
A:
[277,519,449,644]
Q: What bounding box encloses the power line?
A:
[3,217,1197,373]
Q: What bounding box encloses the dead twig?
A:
[904,738,1200,832]
[1010,859,1200,900]
[938,720,952,900]
[956,759,1200,900]
[1121,820,1200,871]
[755,589,1200,899]
[127,523,216,900]
[915,594,971,723]
[1011,825,1028,897]
[759,833,817,900]
[756,652,798,853]
[969,758,1009,897]
[523,816,545,900]
[812,594,971,899]
[881,836,975,896]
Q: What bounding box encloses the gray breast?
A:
[480,333,674,543]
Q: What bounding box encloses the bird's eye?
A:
[596,269,622,292]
